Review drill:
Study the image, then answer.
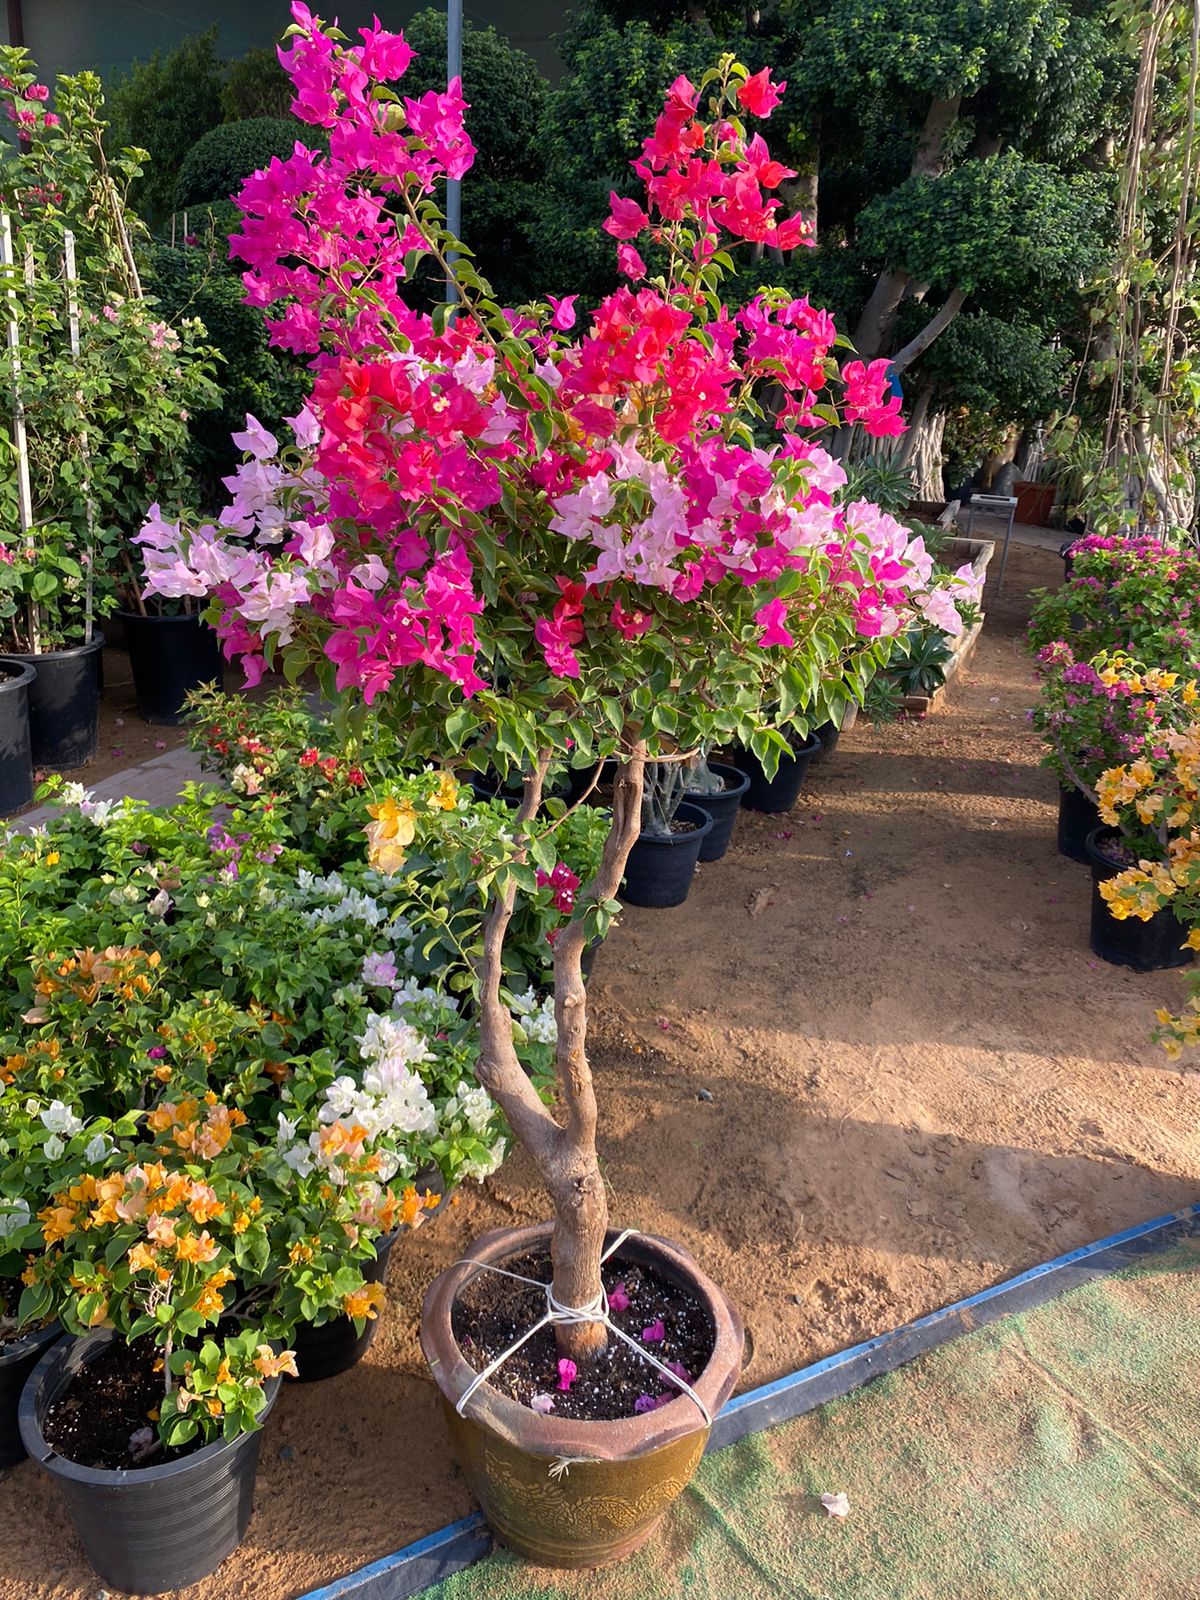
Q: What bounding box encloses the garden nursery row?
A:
[0,1,1198,1597]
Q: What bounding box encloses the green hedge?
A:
[176,117,325,209]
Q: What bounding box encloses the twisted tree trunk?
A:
[474,744,648,1362]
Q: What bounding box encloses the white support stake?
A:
[1,212,34,538]
[64,229,98,643]
[1,210,37,651]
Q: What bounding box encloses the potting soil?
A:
[421,1238,1200,1599]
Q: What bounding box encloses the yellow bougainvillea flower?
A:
[365,796,417,874]
[38,1203,76,1245]
[342,1281,386,1322]
[429,772,460,811]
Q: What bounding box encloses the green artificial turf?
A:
[420,1239,1200,1600]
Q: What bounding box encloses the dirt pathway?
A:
[4,541,1198,1600]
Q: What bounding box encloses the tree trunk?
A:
[890,286,967,372]
[851,96,961,360]
[473,745,649,1365]
[909,408,948,501]
[546,745,647,1359]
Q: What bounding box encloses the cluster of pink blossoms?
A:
[138,5,973,702]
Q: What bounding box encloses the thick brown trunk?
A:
[472,745,649,1366]
[547,746,646,1360]
[852,96,961,361]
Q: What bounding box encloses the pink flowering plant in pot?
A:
[138,4,968,1559]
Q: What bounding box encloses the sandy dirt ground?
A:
[3,541,1198,1600]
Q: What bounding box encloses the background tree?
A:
[533,0,1127,490]
[106,28,225,228]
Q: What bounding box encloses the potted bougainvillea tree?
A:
[140,6,969,1567]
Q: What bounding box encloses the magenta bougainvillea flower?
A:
[556,1358,577,1391]
[137,4,970,706]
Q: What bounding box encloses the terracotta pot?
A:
[421,1223,743,1569]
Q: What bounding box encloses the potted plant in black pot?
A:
[1089,724,1200,973]
[1030,646,1195,866]
[117,509,224,725]
[149,23,972,1569]
[0,654,37,813]
[620,759,713,906]
[680,749,750,861]
[0,54,217,759]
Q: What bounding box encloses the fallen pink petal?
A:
[820,1492,850,1518]
[556,1358,577,1391]
[642,1319,666,1343]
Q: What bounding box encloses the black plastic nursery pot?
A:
[0,1319,61,1468]
[736,731,822,814]
[1085,828,1193,973]
[290,1227,400,1383]
[11,632,104,770]
[19,1331,281,1595]
[811,721,841,761]
[117,609,224,726]
[621,801,713,908]
[0,656,37,815]
[683,763,750,863]
[1058,784,1101,866]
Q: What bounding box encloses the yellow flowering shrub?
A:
[1095,723,1200,1055]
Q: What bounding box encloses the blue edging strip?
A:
[302,1202,1200,1600]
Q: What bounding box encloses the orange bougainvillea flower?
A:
[254,1345,299,1380]
[185,1183,224,1224]
[90,1175,127,1228]
[288,1239,314,1265]
[195,1267,235,1319]
[342,1281,386,1322]
[127,1242,158,1274]
[38,1203,76,1245]
[175,1229,219,1264]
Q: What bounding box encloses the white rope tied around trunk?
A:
[452,1226,713,1456]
